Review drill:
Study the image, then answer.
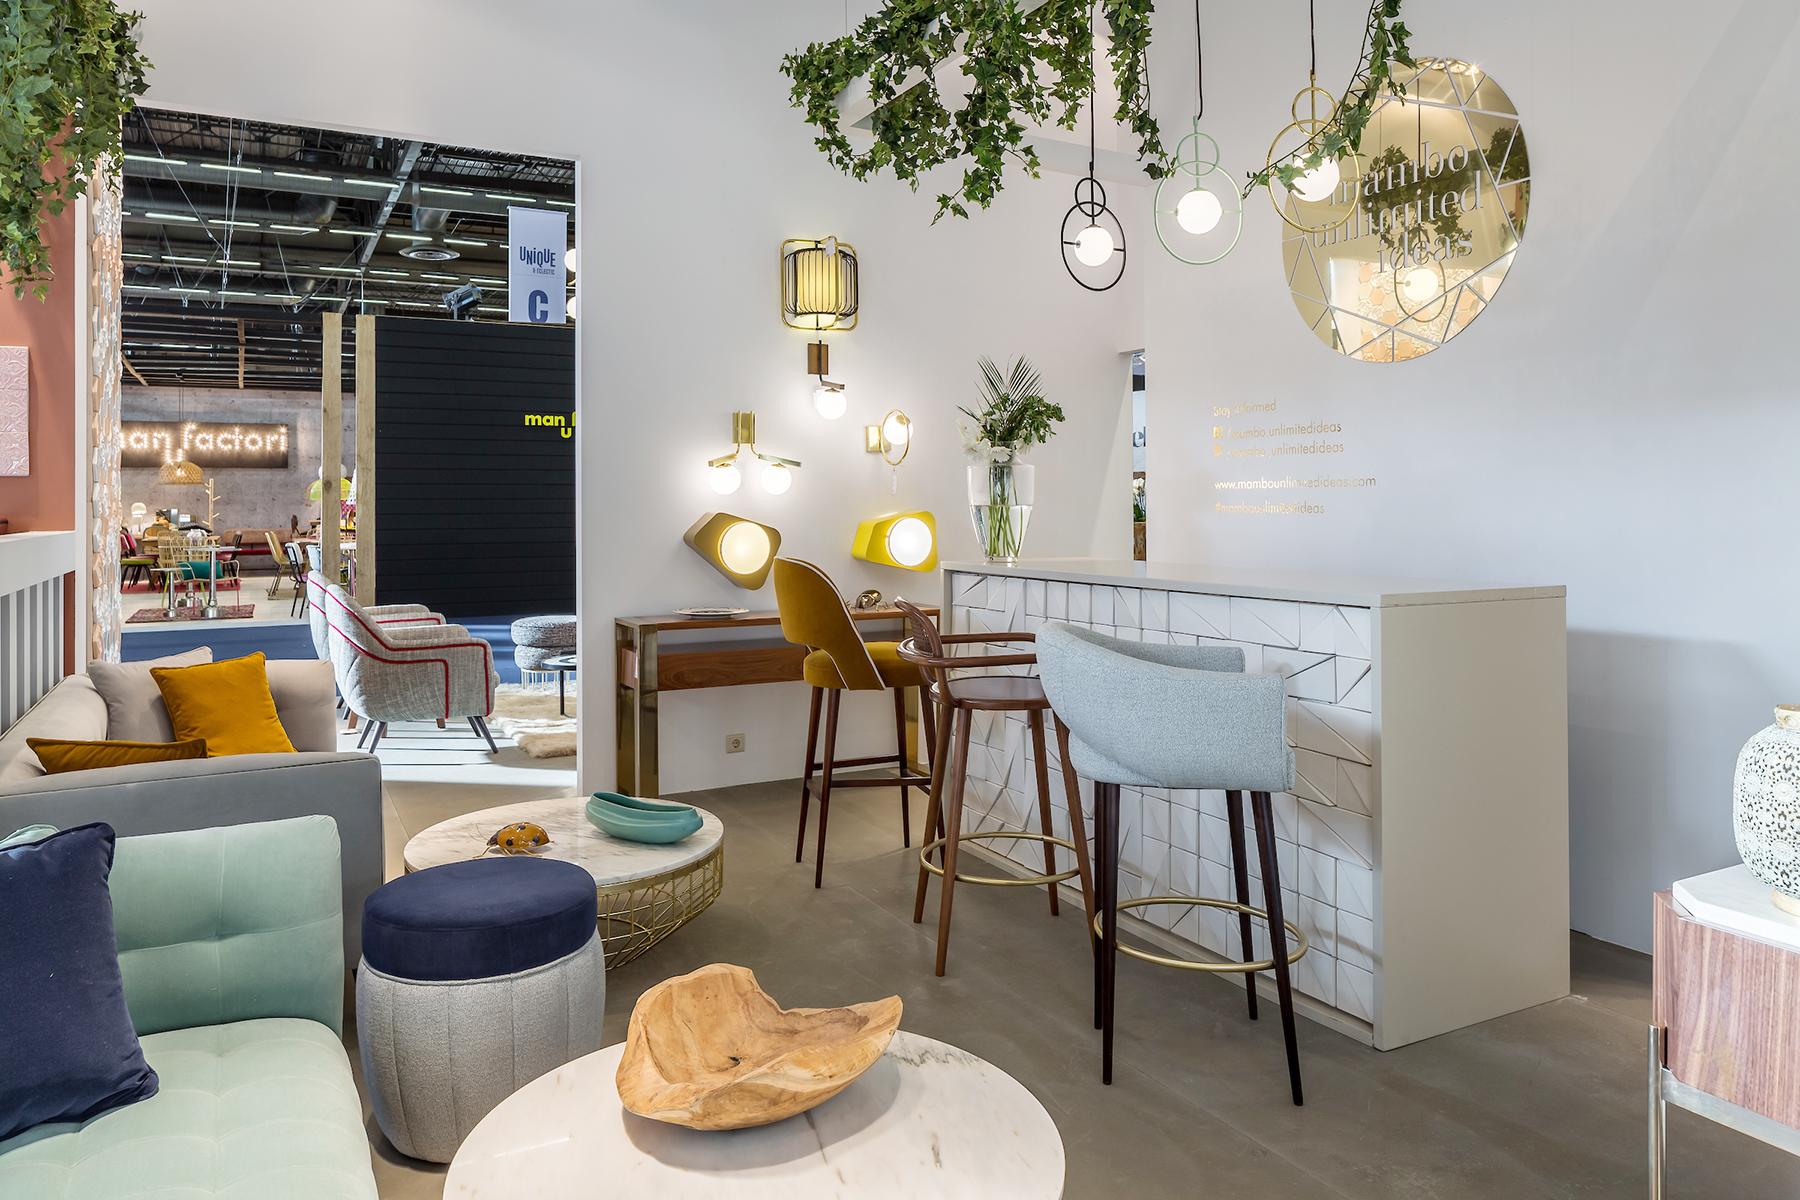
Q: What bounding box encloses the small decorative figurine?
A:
[486,822,552,856]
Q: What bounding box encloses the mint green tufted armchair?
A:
[0,815,378,1199]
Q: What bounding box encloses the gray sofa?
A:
[0,659,383,961]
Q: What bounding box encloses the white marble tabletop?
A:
[444,1031,1064,1198]
[1673,864,1800,954]
[943,557,1565,609]
[402,795,723,887]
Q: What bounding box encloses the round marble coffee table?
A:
[444,1031,1064,1198]
[402,796,723,968]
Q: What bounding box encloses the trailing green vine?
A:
[1,0,151,299]
[782,0,1165,223]
[1244,0,1413,196]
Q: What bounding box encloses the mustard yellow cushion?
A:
[25,737,209,774]
[801,641,922,690]
[150,652,295,757]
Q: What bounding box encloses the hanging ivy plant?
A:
[1245,0,1413,195]
[1,0,152,299]
[781,0,1166,223]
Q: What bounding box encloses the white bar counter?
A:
[941,558,1570,1051]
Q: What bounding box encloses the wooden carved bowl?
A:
[615,962,903,1131]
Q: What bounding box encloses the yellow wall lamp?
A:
[852,511,938,572]
[685,512,782,589]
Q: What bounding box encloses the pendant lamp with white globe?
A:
[1261,0,1359,235]
[1059,32,1125,292]
[1153,0,1243,266]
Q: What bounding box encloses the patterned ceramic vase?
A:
[1733,705,1800,911]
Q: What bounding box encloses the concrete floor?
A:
[357,767,1800,1199]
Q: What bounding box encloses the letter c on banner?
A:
[529,290,548,322]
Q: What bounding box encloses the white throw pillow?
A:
[86,648,214,743]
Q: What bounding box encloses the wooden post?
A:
[354,314,377,606]
[320,313,342,590]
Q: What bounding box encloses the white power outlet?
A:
[725,733,746,754]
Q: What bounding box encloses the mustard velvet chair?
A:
[773,558,937,888]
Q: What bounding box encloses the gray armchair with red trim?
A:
[320,583,501,753]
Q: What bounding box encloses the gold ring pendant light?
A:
[1262,0,1363,236]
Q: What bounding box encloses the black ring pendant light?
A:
[1060,9,1126,292]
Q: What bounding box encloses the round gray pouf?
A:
[355,857,605,1163]
[511,615,577,677]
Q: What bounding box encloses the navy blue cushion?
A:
[361,856,597,981]
[0,823,158,1142]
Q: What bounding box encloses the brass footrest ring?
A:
[1093,895,1308,973]
[919,831,1082,887]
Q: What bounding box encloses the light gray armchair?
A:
[1034,621,1304,1105]
[319,582,500,753]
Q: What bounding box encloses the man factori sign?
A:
[123,421,289,469]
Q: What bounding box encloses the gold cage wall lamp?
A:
[708,411,802,497]
[781,236,859,332]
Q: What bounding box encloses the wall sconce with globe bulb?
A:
[807,340,847,420]
[864,409,912,493]
[851,511,938,572]
[706,411,802,497]
[684,512,782,589]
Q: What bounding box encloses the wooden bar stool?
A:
[773,559,936,888]
[894,600,1095,977]
[1035,621,1307,1104]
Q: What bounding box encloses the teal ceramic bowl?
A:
[586,793,702,844]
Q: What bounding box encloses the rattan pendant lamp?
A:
[157,380,204,486]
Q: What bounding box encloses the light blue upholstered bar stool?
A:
[1035,622,1306,1104]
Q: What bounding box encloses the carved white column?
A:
[86,156,124,663]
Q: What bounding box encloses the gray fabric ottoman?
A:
[511,614,577,675]
[356,856,605,1162]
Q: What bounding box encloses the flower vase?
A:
[967,461,1034,563]
[1734,704,1800,914]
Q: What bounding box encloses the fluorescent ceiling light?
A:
[169,286,209,294]
[319,266,363,274]
[145,211,200,222]
[443,238,487,247]
[162,254,206,263]
[221,258,260,267]
[420,273,458,281]
[124,153,185,165]
[485,193,535,203]
[123,252,154,260]
[268,224,320,234]
[123,284,164,291]
[475,305,509,314]
[369,269,408,277]
[218,290,258,298]
[385,233,431,242]
[207,218,260,228]
[202,163,261,175]
[470,277,505,285]
[392,300,434,308]
[340,178,398,190]
[548,199,575,208]
[273,170,331,182]
[419,186,474,197]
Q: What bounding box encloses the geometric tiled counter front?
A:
[942,560,1569,1050]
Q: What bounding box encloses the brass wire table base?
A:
[919,830,1082,888]
[595,844,724,968]
[1094,895,1308,973]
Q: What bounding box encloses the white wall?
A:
[1138,0,1800,950]
[130,1,1141,794]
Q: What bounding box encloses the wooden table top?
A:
[617,605,936,634]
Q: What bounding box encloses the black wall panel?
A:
[373,317,575,617]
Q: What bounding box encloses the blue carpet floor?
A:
[123,613,535,683]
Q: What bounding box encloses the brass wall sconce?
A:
[780,236,859,332]
[808,340,848,420]
[865,409,911,492]
[707,411,802,497]
[684,512,782,590]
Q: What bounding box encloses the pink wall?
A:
[0,199,76,535]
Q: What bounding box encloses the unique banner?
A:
[507,206,568,324]
[122,420,289,468]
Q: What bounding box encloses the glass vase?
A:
[967,461,1035,563]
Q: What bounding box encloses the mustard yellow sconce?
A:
[685,512,782,589]
[852,511,937,572]
[781,236,859,332]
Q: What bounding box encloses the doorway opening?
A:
[1130,350,1146,561]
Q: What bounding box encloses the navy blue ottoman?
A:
[355,857,605,1162]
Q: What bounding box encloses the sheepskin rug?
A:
[490,684,578,758]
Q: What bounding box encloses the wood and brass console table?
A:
[614,607,937,797]
[1651,880,1800,1195]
